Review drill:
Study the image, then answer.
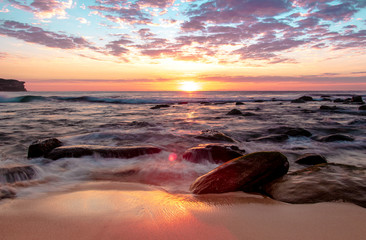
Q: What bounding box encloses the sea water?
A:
[0,91,365,199]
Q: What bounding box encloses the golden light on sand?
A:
[179,81,201,92]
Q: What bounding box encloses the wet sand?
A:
[1,182,366,240]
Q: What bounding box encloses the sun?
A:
[179,81,201,92]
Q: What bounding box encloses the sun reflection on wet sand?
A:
[1,182,366,240]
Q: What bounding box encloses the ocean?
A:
[1,91,366,203]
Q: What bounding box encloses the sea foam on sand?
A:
[1,182,366,240]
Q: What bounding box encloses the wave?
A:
[0,91,365,105]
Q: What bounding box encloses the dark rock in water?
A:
[28,138,63,158]
[45,145,162,160]
[318,134,354,142]
[127,121,152,127]
[359,105,366,110]
[190,152,289,194]
[182,144,245,164]
[195,130,235,143]
[268,127,312,137]
[250,134,289,142]
[352,95,364,103]
[298,96,314,101]
[263,163,366,208]
[150,104,170,109]
[321,97,332,101]
[242,112,256,116]
[227,109,243,115]
[295,153,327,165]
[178,102,188,105]
[319,105,338,111]
[0,165,36,184]
[235,102,244,105]
[291,99,306,103]
[0,186,16,200]
[334,98,345,103]
[0,78,27,91]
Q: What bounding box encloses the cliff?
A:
[0,78,27,91]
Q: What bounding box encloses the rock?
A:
[227,109,243,115]
[195,130,235,142]
[319,105,338,111]
[150,104,170,109]
[182,144,245,164]
[235,102,245,105]
[0,78,27,91]
[359,105,366,110]
[291,99,306,103]
[334,98,345,103]
[352,95,364,103]
[268,127,312,137]
[318,134,354,142]
[242,112,256,116]
[0,164,37,184]
[178,102,188,105]
[45,145,162,160]
[295,153,327,165]
[190,152,289,194]
[28,138,63,158]
[250,134,289,142]
[299,96,314,101]
[0,186,16,200]
[263,163,366,208]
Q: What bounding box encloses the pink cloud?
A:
[8,0,73,19]
[0,20,93,49]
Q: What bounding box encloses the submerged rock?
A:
[250,134,289,142]
[317,134,354,142]
[235,102,245,105]
[28,138,63,158]
[295,153,327,165]
[45,145,162,160]
[195,130,235,143]
[182,144,245,164]
[226,109,243,115]
[264,163,366,208]
[190,152,289,194]
[150,104,170,109]
[0,164,37,184]
[268,127,312,137]
[319,105,338,111]
[359,105,366,111]
[0,186,16,200]
[291,99,305,103]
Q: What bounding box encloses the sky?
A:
[0,0,365,91]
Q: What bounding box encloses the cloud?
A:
[76,17,89,24]
[0,52,8,59]
[0,20,94,50]
[105,36,132,56]
[198,75,366,84]
[8,0,73,19]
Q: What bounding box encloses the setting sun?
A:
[179,81,201,92]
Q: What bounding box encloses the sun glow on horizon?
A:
[179,81,201,92]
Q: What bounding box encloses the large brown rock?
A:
[28,138,63,158]
[190,152,289,194]
[264,163,366,208]
[45,145,162,160]
[182,144,245,164]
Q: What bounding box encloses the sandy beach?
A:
[1,181,366,240]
